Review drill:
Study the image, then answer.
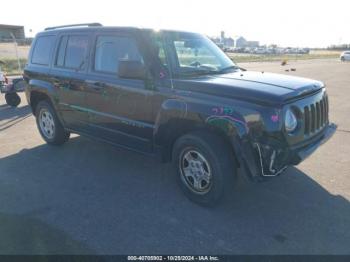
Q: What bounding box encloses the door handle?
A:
[85,80,106,90]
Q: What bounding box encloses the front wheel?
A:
[341,57,345,62]
[172,131,237,206]
[35,100,70,145]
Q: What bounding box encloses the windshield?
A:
[169,32,236,76]
[146,31,237,77]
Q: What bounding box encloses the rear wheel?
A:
[35,100,70,145]
[5,92,21,107]
[172,131,237,206]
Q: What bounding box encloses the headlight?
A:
[285,109,298,133]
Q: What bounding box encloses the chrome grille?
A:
[304,95,328,136]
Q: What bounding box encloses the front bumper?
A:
[289,123,336,165]
[241,123,337,181]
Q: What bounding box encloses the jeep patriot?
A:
[24,23,336,205]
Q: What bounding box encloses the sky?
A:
[2,0,349,48]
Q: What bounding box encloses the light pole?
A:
[10,32,21,72]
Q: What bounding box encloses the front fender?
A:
[153,98,187,146]
[153,96,277,181]
[153,98,257,164]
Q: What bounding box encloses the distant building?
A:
[234,36,259,48]
[0,24,25,40]
[234,36,247,48]
[212,32,259,49]
[220,31,225,41]
[225,37,234,47]
[218,31,235,47]
[246,41,260,48]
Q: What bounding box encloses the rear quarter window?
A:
[31,35,55,65]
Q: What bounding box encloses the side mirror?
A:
[118,60,146,80]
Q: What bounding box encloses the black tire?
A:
[5,92,21,107]
[172,130,237,206]
[35,100,70,145]
[341,57,345,62]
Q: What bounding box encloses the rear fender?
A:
[27,79,63,122]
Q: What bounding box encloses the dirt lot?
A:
[0,43,30,59]
[0,59,349,254]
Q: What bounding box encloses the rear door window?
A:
[31,35,55,65]
[56,36,68,67]
[94,35,143,74]
[55,35,89,70]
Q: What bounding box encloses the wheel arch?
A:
[30,91,52,113]
[156,117,241,168]
[27,79,58,114]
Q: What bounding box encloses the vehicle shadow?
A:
[0,136,349,254]
[0,104,31,131]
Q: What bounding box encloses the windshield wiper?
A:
[218,65,244,73]
[181,65,245,77]
[181,69,215,76]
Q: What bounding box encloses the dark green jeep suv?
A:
[24,23,336,205]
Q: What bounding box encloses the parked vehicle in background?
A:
[232,47,245,53]
[253,47,267,54]
[0,62,8,90]
[229,46,310,55]
[1,77,26,107]
[298,48,309,54]
[0,62,21,107]
[24,23,336,206]
[340,51,350,61]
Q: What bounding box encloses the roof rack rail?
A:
[44,23,102,31]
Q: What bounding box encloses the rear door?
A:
[51,33,91,131]
[84,31,155,153]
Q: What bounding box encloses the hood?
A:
[173,71,324,105]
